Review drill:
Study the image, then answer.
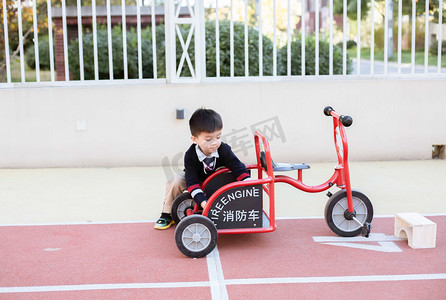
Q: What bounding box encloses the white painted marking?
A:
[206,247,229,300]
[225,273,446,285]
[0,220,155,227]
[0,281,210,293]
[43,248,61,251]
[313,233,404,243]
[321,242,402,252]
[277,216,325,220]
[277,213,446,220]
[2,274,445,294]
[422,213,446,217]
[1,213,445,227]
[313,233,403,252]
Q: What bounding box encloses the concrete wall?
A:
[0,78,445,168]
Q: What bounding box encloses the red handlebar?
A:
[324,106,353,127]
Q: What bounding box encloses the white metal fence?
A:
[1,0,445,88]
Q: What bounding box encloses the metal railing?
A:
[1,0,445,88]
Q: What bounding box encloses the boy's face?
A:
[191,130,222,156]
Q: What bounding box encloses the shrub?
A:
[429,40,446,56]
[67,21,275,79]
[204,20,274,77]
[148,20,275,77]
[346,40,357,49]
[67,21,350,79]
[25,36,54,70]
[68,25,165,80]
[374,23,425,51]
[278,35,352,75]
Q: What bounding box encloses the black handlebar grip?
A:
[324,106,334,116]
[340,115,353,127]
[324,106,353,127]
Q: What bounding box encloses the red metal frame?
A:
[196,109,355,234]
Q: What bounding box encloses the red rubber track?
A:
[1,216,445,299]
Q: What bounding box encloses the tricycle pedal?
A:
[361,222,372,238]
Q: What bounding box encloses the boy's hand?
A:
[201,201,207,209]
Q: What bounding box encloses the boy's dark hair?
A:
[189,108,223,137]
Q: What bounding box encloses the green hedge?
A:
[25,36,54,70]
[205,20,274,76]
[66,21,275,79]
[67,25,163,80]
[279,36,351,75]
[429,40,446,56]
[42,21,352,79]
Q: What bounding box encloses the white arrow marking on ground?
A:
[321,241,402,252]
[313,233,404,253]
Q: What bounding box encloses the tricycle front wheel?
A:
[175,215,218,258]
[324,190,373,237]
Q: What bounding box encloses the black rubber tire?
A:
[171,192,195,224]
[324,190,373,237]
[175,215,218,258]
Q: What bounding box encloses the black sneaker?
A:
[154,213,174,230]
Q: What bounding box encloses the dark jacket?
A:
[185,142,249,205]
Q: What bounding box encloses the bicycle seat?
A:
[260,151,310,172]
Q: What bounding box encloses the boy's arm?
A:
[184,152,208,208]
[220,143,250,181]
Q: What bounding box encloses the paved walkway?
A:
[1,159,445,225]
[351,59,446,75]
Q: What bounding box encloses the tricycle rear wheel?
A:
[171,192,195,224]
[324,190,373,237]
[175,215,218,258]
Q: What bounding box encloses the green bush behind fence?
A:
[26,21,351,79]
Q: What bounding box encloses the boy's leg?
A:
[154,173,186,229]
[162,173,187,214]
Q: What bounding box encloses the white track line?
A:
[0,281,210,293]
[277,213,446,220]
[206,247,229,300]
[2,274,445,294]
[224,273,446,285]
[0,220,156,227]
[2,213,445,227]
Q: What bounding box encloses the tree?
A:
[333,0,370,21]
[333,0,444,21]
[1,0,48,82]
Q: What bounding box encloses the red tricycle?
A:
[171,106,373,258]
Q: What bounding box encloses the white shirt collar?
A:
[195,144,219,162]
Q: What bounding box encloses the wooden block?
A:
[394,213,437,249]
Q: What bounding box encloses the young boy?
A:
[154,108,250,229]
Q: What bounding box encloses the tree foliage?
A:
[333,0,445,21]
[333,0,370,21]
[25,36,54,70]
[1,0,49,81]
